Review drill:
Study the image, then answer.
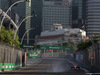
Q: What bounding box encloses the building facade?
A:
[1,0,9,11]
[72,0,86,30]
[0,1,1,8]
[30,0,42,44]
[42,0,72,31]
[35,24,87,45]
[35,28,86,45]
[86,0,100,36]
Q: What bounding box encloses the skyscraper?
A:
[1,0,9,11]
[30,0,42,44]
[86,0,100,36]
[72,0,86,29]
[42,0,72,31]
[0,1,1,8]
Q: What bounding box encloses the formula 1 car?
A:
[71,65,80,70]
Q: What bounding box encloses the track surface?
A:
[1,58,87,75]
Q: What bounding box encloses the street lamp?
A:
[0,9,17,30]
[14,15,34,40]
[0,0,28,30]
[89,35,95,72]
[21,27,35,44]
[13,11,37,40]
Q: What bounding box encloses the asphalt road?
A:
[1,58,87,75]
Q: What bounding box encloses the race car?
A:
[71,65,80,70]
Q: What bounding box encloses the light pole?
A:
[0,9,18,30]
[89,35,95,72]
[14,11,36,40]
[0,0,28,30]
[21,28,35,44]
[13,15,34,40]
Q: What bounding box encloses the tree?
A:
[63,42,75,50]
[0,26,20,47]
[77,36,98,50]
[77,40,92,50]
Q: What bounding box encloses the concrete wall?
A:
[0,43,23,71]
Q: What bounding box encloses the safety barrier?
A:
[0,42,23,72]
[0,63,22,71]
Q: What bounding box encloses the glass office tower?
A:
[0,1,1,8]
[72,0,86,30]
[30,0,42,44]
[42,0,72,31]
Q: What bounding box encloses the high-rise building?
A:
[0,1,1,8]
[42,0,72,31]
[86,0,100,36]
[72,0,86,30]
[1,0,9,11]
[30,0,42,44]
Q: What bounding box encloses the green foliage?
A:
[63,42,69,46]
[77,36,98,50]
[63,35,100,51]
[0,26,20,47]
[77,40,92,50]
[63,42,75,50]
[94,35,100,38]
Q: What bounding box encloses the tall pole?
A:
[0,9,17,29]
[26,0,31,44]
[14,16,33,40]
[21,28,35,44]
[0,0,27,30]
[89,36,95,67]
